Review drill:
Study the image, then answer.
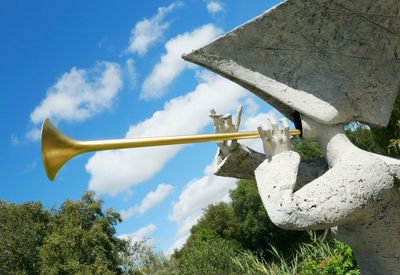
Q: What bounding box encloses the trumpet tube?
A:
[41,119,301,181]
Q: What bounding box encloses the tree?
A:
[190,202,238,243]
[183,180,306,256]
[292,137,323,160]
[0,201,50,275]
[39,192,127,274]
[345,94,400,157]
[229,180,305,253]
[120,239,175,275]
[369,94,400,157]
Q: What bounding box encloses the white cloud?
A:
[206,1,224,14]
[166,161,236,255]
[125,58,137,88]
[243,98,260,116]
[86,73,246,196]
[119,224,157,244]
[29,62,123,129]
[121,183,173,220]
[10,134,21,146]
[141,24,223,100]
[127,2,181,55]
[25,128,41,142]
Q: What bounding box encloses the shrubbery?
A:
[232,232,359,275]
[175,235,243,275]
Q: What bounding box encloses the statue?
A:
[183,0,400,273]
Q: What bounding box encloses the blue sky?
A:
[1,0,283,253]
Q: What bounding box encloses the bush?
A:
[232,232,360,275]
[299,237,359,275]
[174,236,243,275]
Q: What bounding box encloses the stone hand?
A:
[258,118,292,158]
[209,105,243,156]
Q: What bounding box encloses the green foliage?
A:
[120,239,175,275]
[39,192,126,274]
[126,232,359,275]
[292,137,323,160]
[190,202,237,242]
[186,180,305,256]
[0,201,50,275]
[174,237,243,275]
[345,122,384,154]
[0,192,128,274]
[291,93,400,159]
[369,93,400,157]
[346,93,400,157]
[232,232,359,275]
[229,180,305,253]
[175,181,309,274]
[297,233,359,275]
[232,250,275,275]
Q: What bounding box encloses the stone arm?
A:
[214,144,328,187]
[214,144,265,181]
[255,150,394,231]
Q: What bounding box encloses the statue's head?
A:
[183,0,400,130]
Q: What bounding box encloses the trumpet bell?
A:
[41,119,83,181]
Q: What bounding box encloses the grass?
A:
[232,231,360,275]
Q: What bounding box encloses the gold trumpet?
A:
[41,119,301,181]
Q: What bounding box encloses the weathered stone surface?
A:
[214,144,328,186]
[254,120,400,275]
[212,115,400,274]
[184,0,400,127]
[190,1,400,273]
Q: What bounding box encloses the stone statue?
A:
[183,0,400,273]
[209,108,400,274]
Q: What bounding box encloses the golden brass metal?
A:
[41,119,301,181]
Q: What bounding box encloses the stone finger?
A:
[209,111,222,132]
[258,125,272,157]
[264,124,273,140]
[280,118,290,137]
[268,117,279,134]
[217,117,226,132]
[258,125,267,140]
[223,113,234,129]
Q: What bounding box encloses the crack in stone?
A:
[333,2,398,35]
[327,11,400,18]
[236,45,373,60]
